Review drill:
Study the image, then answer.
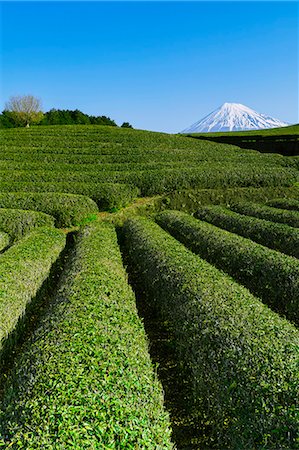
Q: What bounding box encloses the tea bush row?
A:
[0,165,296,195]
[0,192,98,227]
[267,197,299,212]
[0,183,139,210]
[0,232,10,252]
[195,205,299,258]
[161,186,299,213]
[157,210,299,324]
[0,221,173,448]
[0,227,66,371]
[122,216,299,449]
[230,202,299,227]
[0,208,55,241]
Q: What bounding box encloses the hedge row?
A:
[195,205,299,258]
[160,186,299,213]
[230,202,299,228]
[156,210,299,325]
[0,208,55,241]
[0,192,98,228]
[0,166,296,194]
[0,221,173,448]
[0,183,139,210]
[0,232,10,252]
[0,227,66,371]
[0,154,291,172]
[267,197,299,212]
[122,217,299,449]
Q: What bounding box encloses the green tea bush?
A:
[161,186,299,213]
[123,217,299,449]
[0,227,66,369]
[157,210,299,324]
[0,232,10,251]
[195,205,299,258]
[0,165,295,195]
[0,192,98,227]
[0,208,55,241]
[0,221,173,448]
[230,202,299,227]
[0,183,139,210]
[267,197,299,212]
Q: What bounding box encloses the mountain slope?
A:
[182,103,289,133]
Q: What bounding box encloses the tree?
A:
[121,122,133,129]
[4,95,44,127]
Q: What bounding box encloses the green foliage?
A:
[121,122,133,128]
[157,210,299,324]
[0,183,139,211]
[0,165,295,196]
[0,232,10,252]
[0,208,55,241]
[122,216,299,449]
[4,95,44,127]
[194,204,299,258]
[39,108,117,127]
[160,186,299,213]
[188,124,299,138]
[0,227,66,371]
[0,192,98,228]
[0,221,173,448]
[267,197,299,212]
[230,201,299,227]
[0,125,298,196]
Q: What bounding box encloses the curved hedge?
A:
[0,208,55,241]
[0,232,10,252]
[0,183,139,210]
[267,197,299,212]
[195,205,299,258]
[0,221,173,448]
[0,192,98,227]
[230,202,299,228]
[123,217,299,449]
[0,165,296,195]
[157,210,299,324]
[0,227,66,370]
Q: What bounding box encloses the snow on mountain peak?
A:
[181,103,289,133]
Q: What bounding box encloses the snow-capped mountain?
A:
[181,103,289,133]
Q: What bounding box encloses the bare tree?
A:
[5,95,44,127]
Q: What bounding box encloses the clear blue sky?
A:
[0,1,298,132]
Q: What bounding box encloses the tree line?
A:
[0,95,133,129]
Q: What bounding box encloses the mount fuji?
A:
[181,103,289,133]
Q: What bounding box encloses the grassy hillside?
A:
[183,124,299,156]
[0,124,298,448]
[184,123,299,138]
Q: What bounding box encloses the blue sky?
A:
[0,1,298,132]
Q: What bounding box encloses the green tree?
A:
[121,122,133,129]
[5,95,44,127]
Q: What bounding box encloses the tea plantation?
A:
[0,124,298,449]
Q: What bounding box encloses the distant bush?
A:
[123,216,299,449]
[0,208,55,241]
[121,122,133,128]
